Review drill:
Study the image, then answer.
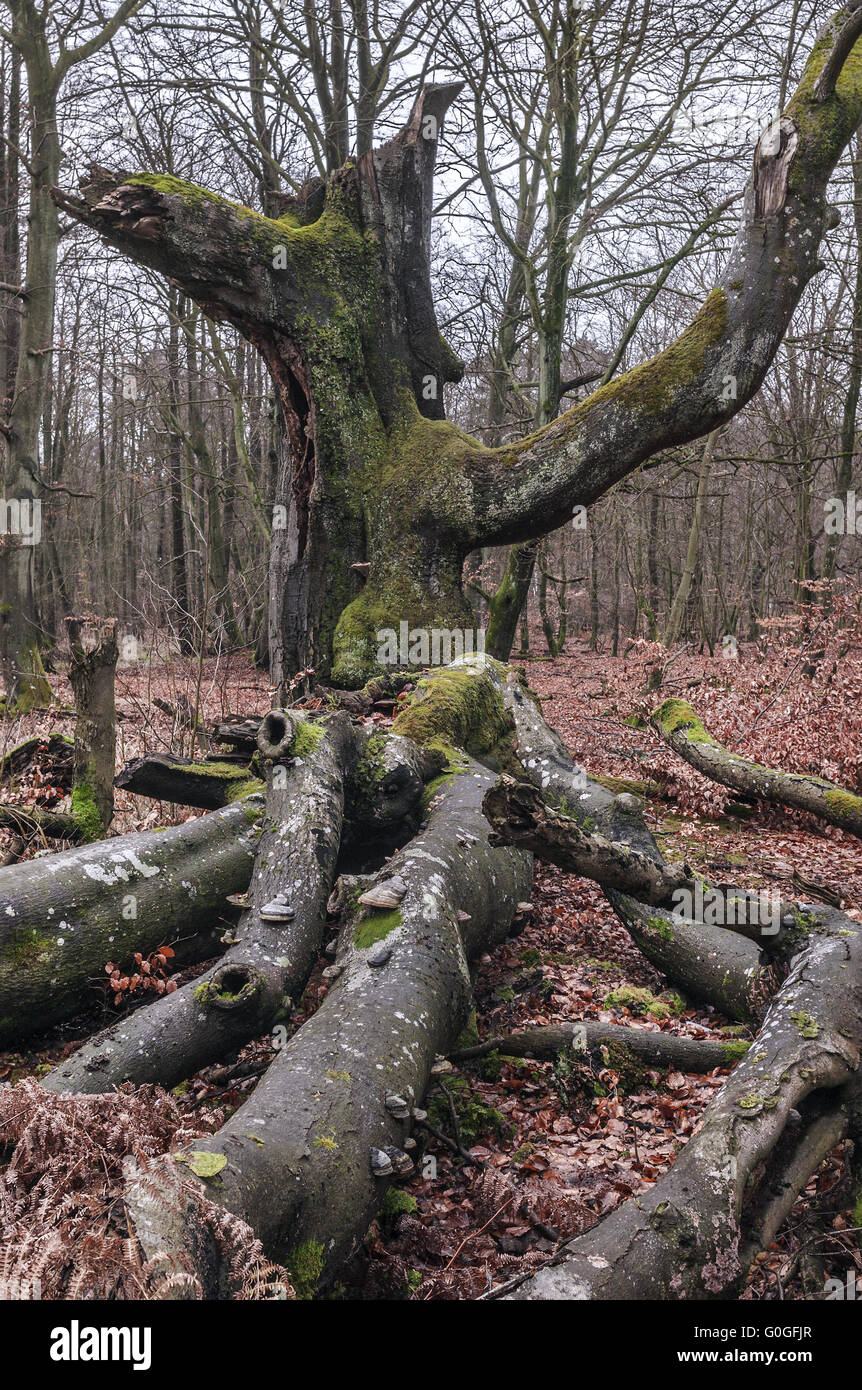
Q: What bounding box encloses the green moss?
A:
[720,1040,751,1064]
[392,664,512,757]
[353,908,402,948]
[427,1077,511,1145]
[290,720,324,757]
[651,698,716,744]
[454,1008,480,1051]
[790,1009,820,1039]
[313,1131,339,1151]
[646,916,674,942]
[4,929,54,968]
[600,1041,650,1092]
[738,1093,763,1109]
[381,1188,418,1219]
[604,985,675,1019]
[822,787,862,823]
[286,1239,325,1300]
[71,781,103,842]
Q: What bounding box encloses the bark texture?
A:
[46,714,358,1093]
[0,796,264,1043]
[120,753,531,1294]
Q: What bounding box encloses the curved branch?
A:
[463,7,862,545]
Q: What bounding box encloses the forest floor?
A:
[2,628,861,1300]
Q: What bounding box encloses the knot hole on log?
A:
[203,963,264,1012]
[257,709,296,761]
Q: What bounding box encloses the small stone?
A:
[370,1147,393,1176]
[367,942,392,967]
[385,1092,410,1119]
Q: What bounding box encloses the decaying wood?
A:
[450,1020,747,1073]
[483,774,691,903]
[120,750,531,1293]
[115,753,262,808]
[651,697,862,837]
[0,796,264,1044]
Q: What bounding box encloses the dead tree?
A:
[49,6,862,688]
[0,6,859,1304]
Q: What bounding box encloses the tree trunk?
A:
[120,750,531,1296]
[50,9,862,687]
[66,616,118,839]
[47,713,359,1094]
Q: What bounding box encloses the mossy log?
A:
[115,753,263,809]
[46,714,359,1093]
[0,796,264,1044]
[605,893,769,1023]
[651,697,862,837]
[450,1021,748,1072]
[119,754,531,1295]
[509,901,862,1299]
[0,732,73,785]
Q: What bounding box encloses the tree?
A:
[50,7,862,692]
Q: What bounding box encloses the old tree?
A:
[4,4,862,1300]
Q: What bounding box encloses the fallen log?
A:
[605,892,771,1023]
[0,732,73,785]
[483,774,690,904]
[0,803,84,842]
[0,796,264,1045]
[509,901,862,1299]
[118,752,532,1296]
[114,753,262,808]
[450,1020,749,1072]
[46,713,358,1093]
[651,697,862,838]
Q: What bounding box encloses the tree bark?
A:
[651,697,862,836]
[47,714,359,1094]
[120,752,531,1296]
[66,616,118,839]
[115,754,263,809]
[509,901,862,1299]
[483,773,690,904]
[0,796,264,1044]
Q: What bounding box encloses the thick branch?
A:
[463,9,862,545]
[483,774,690,904]
[651,698,862,837]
